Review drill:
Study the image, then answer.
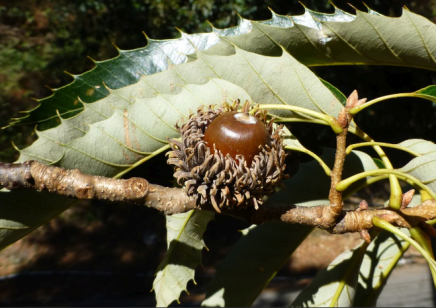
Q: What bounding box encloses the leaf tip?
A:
[298,1,308,9]
[11,140,20,152]
[174,27,185,35]
[111,42,121,51]
[267,6,278,15]
[45,85,55,92]
[205,19,216,30]
[87,55,98,63]
[347,2,359,12]
[64,71,75,78]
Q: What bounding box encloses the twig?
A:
[325,91,359,226]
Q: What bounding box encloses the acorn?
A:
[166,101,288,213]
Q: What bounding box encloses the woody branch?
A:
[1,160,435,235]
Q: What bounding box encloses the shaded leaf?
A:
[17,79,251,174]
[0,189,76,250]
[202,223,313,307]
[153,210,214,307]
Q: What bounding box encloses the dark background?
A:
[0,0,436,306]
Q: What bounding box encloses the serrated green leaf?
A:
[16,78,251,170]
[8,46,336,257]
[153,210,214,307]
[10,8,436,129]
[0,189,76,250]
[56,79,254,176]
[202,223,313,307]
[210,8,436,70]
[17,49,342,175]
[8,33,220,130]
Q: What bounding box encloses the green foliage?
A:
[0,190,76,249]
[202,148,378,307]
[202,223,313,307]
[292,230,410,307]
[2,3,436,307]
[153,210,214,306]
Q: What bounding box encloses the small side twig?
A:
[326,91,361,226]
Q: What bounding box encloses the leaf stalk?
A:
[256,104,343,133]
[346,142,421,157]
[350,125,403,209]
[336,169,436,201]
[350,93,419,114]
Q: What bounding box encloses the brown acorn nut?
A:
[203,111,270,165]
[166,101,288,213]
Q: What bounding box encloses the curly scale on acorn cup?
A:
[166,100,289,213]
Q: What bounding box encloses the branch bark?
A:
[0,161,197,215]
[2,161,436,235]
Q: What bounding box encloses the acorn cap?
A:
[166,101,288,212]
